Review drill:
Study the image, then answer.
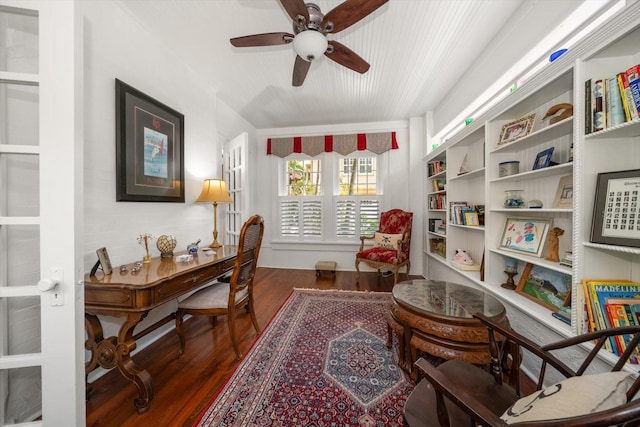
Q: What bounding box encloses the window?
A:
[338,157,377,196]
[281,159,323,238]
[279,155,381,241]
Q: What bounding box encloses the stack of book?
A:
[560,251,572,268]
[585,64,640,134]
[582,279,640,361]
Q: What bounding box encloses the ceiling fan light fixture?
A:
[293,30,327,62]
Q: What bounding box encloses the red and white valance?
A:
[267,131,398,157]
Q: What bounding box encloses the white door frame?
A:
[0,1,84,425]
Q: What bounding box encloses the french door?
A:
[224,132,249,245]
[0,1,83,425]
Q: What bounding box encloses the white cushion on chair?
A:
[178,281,248,310]
[373,232,403,251]
[500,371,633,424]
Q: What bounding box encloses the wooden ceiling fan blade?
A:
[230,32,294,47]
[292,55,311,87]
[321,0,388,33]
[279,0,309,23]
[325,41,370,74]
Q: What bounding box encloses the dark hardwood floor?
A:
[86,268,413,427]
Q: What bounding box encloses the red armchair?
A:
[355,209,413,285]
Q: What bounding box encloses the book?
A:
[593,79,605,131]
[451,261,481,271]
[625,64,640,118]
[585,79,592,133]
[618,72,639,120]
[608,75,626,127]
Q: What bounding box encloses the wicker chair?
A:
[175,215,264,360]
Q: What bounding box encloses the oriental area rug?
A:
[196,289,415,426]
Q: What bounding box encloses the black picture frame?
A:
[532,147,555,170]
[115,79,185,202]
[590,169,640,248]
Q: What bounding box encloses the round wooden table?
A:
[387,279,507,377]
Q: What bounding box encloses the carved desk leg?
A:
[84,312,153,413]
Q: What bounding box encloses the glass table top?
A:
[392,279,505,319]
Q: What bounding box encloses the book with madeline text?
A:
[626,64,640,118]
[618,72,639,121]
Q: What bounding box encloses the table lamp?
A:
[196,178,233,248]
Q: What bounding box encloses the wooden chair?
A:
[175,214,264,360]
[355,209,413,285]
[404,312,640,427]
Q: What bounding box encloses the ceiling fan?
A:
[230,0,388,86]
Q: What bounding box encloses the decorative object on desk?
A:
[196,289,412,426]
[545,227,565,262]
[499,217,551,257]
[498,160,519,177]
[196,178,233,248]
[528,199,543,208]
[503,189,525,208]
[90,247,113,276]
[156,234,177,258]
[115,79,184,202]
[516,263,571,312]
[542,103,573,124]
[533,147,555,170]
[137,233,155,263]
[187,238,200,256]
[590,169,640,248]
[552,175,573,209]
[497,112,536,146]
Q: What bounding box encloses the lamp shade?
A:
[195,179,233,204]
[293,30,327,62]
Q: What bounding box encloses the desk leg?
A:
[84,312,154,413]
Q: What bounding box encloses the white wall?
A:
[81,1,221,366]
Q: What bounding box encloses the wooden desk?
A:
[84,246,238,413]
[388,280,507,378]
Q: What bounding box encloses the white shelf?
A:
[449,224,484,232]
[449,167,485,182]
[489,162,572,183]
[583,242,640,256]
[490,248,572,274]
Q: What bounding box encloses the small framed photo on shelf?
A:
[516,263,572,312]
[497,113,536,146]
[552,175,573,209]
[464,211,480,226]
[590,169,640,248]
[533,147,555,170]
[499,217,551,257]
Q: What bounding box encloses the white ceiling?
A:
[117,0,585,130]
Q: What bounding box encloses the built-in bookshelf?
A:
[423,3,640,363]
[426,151,447,260]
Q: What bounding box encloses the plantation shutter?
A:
[280,198,323,237]
[360,199,381,235]
[336,199,357,237]
[335,198,380,237]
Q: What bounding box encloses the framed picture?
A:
[115,79,185,202]
[464,211,480,226]
[497,113,536,146]
[590,169,640,248]
[533,147,555,170]
[516,263,572,312]
[499,217,551,257]
[553,175,573,209]
[96,247,113,275]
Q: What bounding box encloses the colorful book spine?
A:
[619,72,639,120]
[617,73,633,122]
[625,64,640,117]
[608,75,626,127]
[593,79,606,131]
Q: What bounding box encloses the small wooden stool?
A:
[315,261,336,277]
